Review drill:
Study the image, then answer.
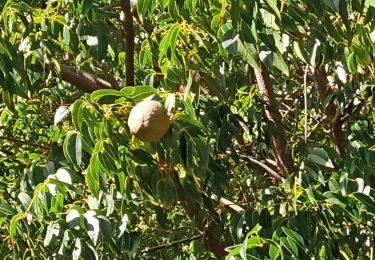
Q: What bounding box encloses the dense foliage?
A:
[0,0,375,259]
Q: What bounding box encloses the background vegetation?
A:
[0,0,375,259]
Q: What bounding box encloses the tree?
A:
[0,0,375,258]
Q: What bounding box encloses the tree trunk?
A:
[254,66,294,177]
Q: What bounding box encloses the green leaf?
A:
[245,208,260,228]
[63,131,82,167]
[10,213,23,240]
[259,209,272,229]
[98,215,112,241]
[55,168,73,185]
[308,147,334,168]
[280,236,299,257]
[121,86,158,102]
[179,131,188,168]
[238,41,259,69]
[245,236,262,249]
[0,202,17,216]
[63,25,70,48]
[166,65,182,84]
[202,74,226,100]
[222,28,259,68]
[222,28,239,54]
[18,192,32,210]
[66,208,81,230]
[185,0,198,14]
[269,244,280,260]
[44,222,60,247]
[240,232,248,259]
[86,152,101,197]
[156,179,176,206]
[54,106,70,126]
[282,227,306,250]
[230,214,244,243]
[137,0,150,20]
[211,14,221,29]
[322,0,339,12]
[91,89,125,103]
[273,52,289,76]
[347,52,357,74]
[182,95,197,120]
[263,0,281,20]
[293,41,308,63]
[71,99,84,131]
[168,0,179,19]
[131,149,155,165]
[84,210,100,245]
[248,221,263,236]
[168,25,180,59]
[139,40,153,67]
[351,192,375,212]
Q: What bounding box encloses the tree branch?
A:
[210,194,246,214]
[182,201,227,259]
[100,2,121,12]
[141,234,202,253]
[0,136,49,150]
[59,64,119,93]
[239,154,285,182]
[254,65,294,177]
[121,0,135,86]
[311,66,345,155]
[304,65,309,142]
[132,9,154,35]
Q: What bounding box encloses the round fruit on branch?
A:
[128,100,171,142]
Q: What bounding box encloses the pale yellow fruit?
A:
[128,100,170,142]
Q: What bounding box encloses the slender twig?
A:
[0,136,49,150]
[304,65,309,142]
[239,185,250,206]
[239,154,285,182]
[141,235,203,253]
[100,2,121,11]
[132,10,154,35]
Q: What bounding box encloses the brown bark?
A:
[182,201,227,259]
[312,66,345,155]
[254,66,294,177]
[59,64,119,93]
[121,0,135,86]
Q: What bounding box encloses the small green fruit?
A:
[128,100,170,142]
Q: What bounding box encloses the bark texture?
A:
[312,66,345,155]
[182,201,227,259]
[254,66,294,177]
[60,64,119,93]
[121,0,135,86]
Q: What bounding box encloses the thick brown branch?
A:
[182,201,227,259]
[239,154,285,182]
[59,64,119,93]
[254,66,294,177]
[211,194,246,214]
[312,66,345,155]
[121,0,135,86]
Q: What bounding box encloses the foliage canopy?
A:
[0,0,375,259]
